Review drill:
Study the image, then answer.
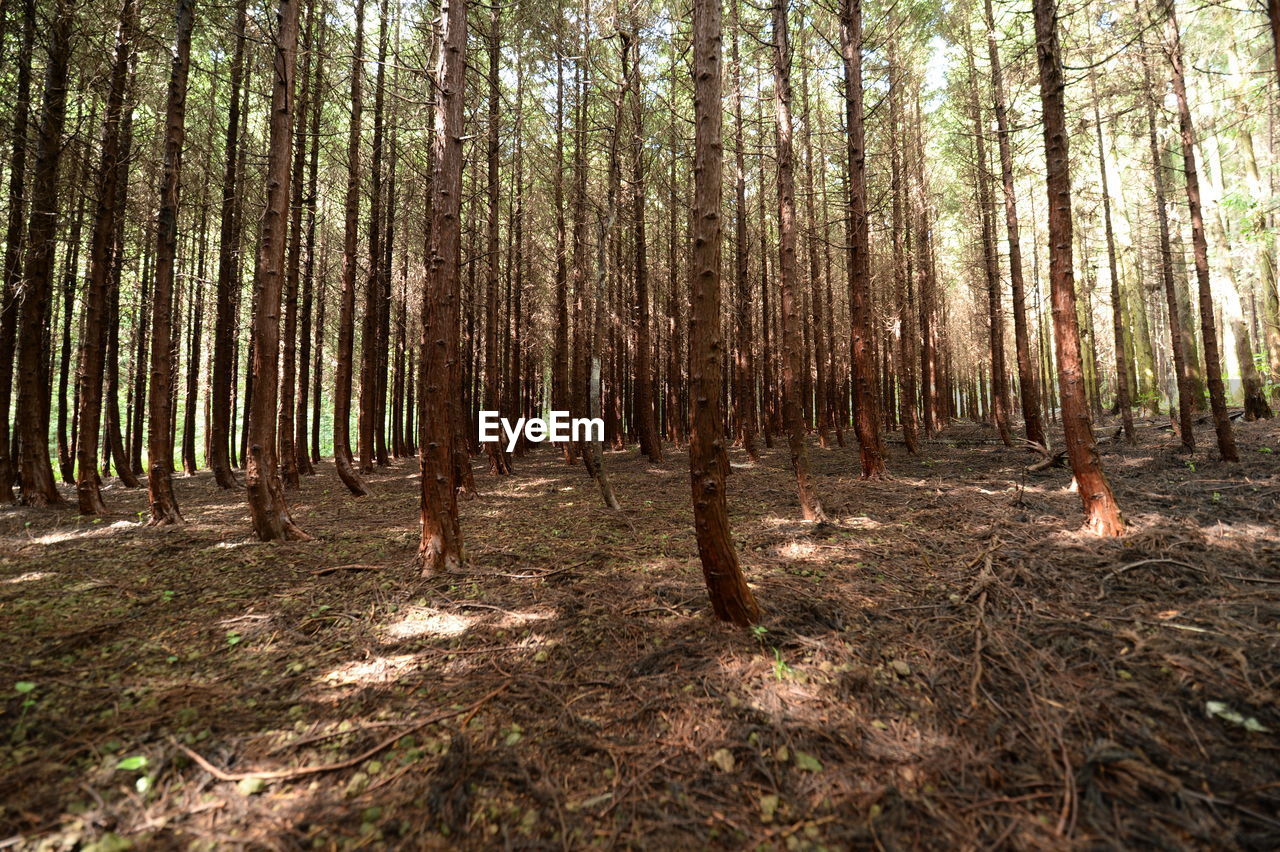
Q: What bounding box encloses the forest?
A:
[0,0,1278,844]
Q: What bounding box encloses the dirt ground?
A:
[1,415,1278,850]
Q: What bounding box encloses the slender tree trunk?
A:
[419,0,466,573]
[632,32,660,463]
[773,0,824,520]
[209,0,248,489]
[1090,73,1134,441]
[146,0,195,525]
[295,8,325,476]
[1033,0,1124,536]
[1161,0,1237,462]
[690,0,759,626]
[244,0,308,540]
[76,0,136,513]
[730,9,758,463]
[359,0,389,474]
[985,0,1043,448]
[483,3,512,475]
[14,0,73,505]
[840,0,886,478]
[0,0,34,500]
[335,0,370,494]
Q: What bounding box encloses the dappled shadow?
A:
[1,416,1277,848]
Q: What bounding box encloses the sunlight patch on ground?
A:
[383,607,480,639]
[23,520,140,547]
[321,653,424,687]
[778,541,821,560]
[1,570,55,584]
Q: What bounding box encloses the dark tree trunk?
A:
[146,0,195,525]
[335,0,370,494]
[689,0,759,626]
[840,0,886,478]
[984,0,1043,449]
[1161,0,1237,462]
[772,0,824,520]
[209,0,248,489]
[730,9,758,464]
[295,7,325,477]
[0,0,34,500]
[14,0,73,506]
[76,0,136,514]
[632,31,660,463]
[483,3,512,475]
[359,0,389,474]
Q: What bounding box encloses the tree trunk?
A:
[359,0,389,474]
[209,0,248,489]
[76,0,135,514]
[245,0,309,540]
[632,31,661,464]
[483,3,512,475]
[419,0,466,574]
[0,0,34,500]
[985,0,1043,448]
[1161,0,1238,462]
[335,0,370,495]
[730,8,758,463]
[295,7,325,476]
[14,0,73,506]
[690,0,760,627]
[840,0,886,478]
[1033,0,1124,536]
[772,0,825,521]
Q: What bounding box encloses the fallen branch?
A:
[175,682,509,783]
[311,564,382,577]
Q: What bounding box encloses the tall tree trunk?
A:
[14,0,73,506]
[552,46,575,464]
[840,0,886,478]
[279,0,314,489]
[1141,37,1195,451]
[419,0,466,573]
[146,0,195,525]
[1033,0,1124,536]
[985,0,1043,448]
[359,0,389,474]
[1090,71,1134,441]
[209,0,248,489]
[772,0,825,521]
[335,0,370,494]
[730,7,758,463]
[295,7,325,476]
[245,0,308,540]
[690,0,759,626]
[632,31,660,463]
[1161,0,1237,462]
[76,0,136,514]
[0,0,34,500]
[483,2,512,474]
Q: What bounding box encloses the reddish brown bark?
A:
[245,0,309,541]
[419,0,466,574]
[840,0,886,479]
[1033,0,1124,536]
[689,0,759,627]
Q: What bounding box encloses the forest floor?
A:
[1,416,1278,850]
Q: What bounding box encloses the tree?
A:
[1032,0,1124,536]
[1161,0,1238,462]
[209,0,249,490]
[419,0,466,574]
[690,0,760,626]
[840,0,886,479]
[984,0,1043,449]
[146,0,196,525]
[245,0,309,541]
[773,0,825,521]
[75,0,137,515]
[14,0,73,506]
[335,0,371,496]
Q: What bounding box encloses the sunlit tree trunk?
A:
[419,0,466,574]
[1033,0,1124,536]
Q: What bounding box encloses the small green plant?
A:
[1185,459,1196,472]
[225,631,243,647]
[11,681,37,741]
[771,648,794,681]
